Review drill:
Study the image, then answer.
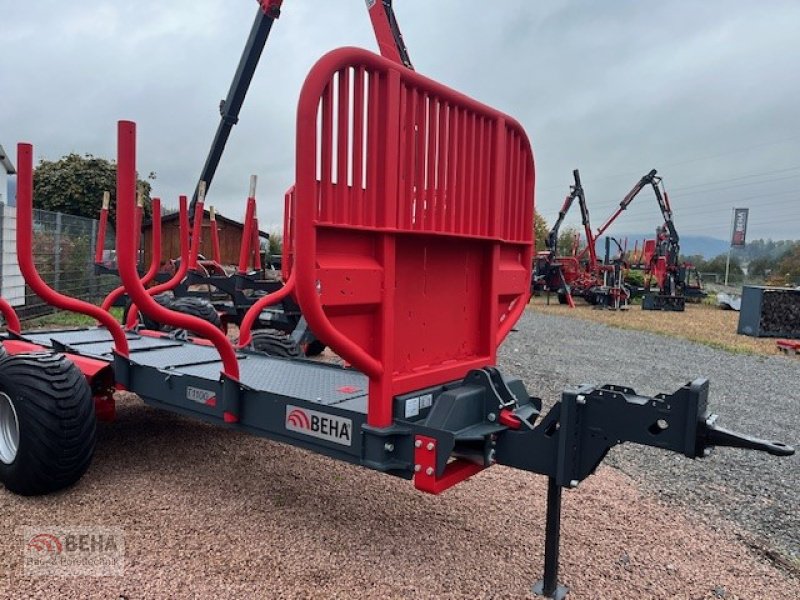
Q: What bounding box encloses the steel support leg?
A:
[533,477,568,599]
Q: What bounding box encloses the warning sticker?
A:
[420,393,433,409]
[404,396,420,418]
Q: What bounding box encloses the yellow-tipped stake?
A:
[209,205,222,264]
[198,180,207,204]
[102,191,110,210]
[249,174,257,198]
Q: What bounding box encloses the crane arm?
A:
[591,168,658,241]
[368,0,413,69]
[190,0,413,215]
[548,170,597,265]
[190,0,283,215]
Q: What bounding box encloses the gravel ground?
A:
[1,310,798,598]
[499,309,800,561]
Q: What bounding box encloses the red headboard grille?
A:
[294,48,534,426]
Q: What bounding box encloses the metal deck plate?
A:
[16,327,368,413]
[178,356,368,410]
[23,328,117,347]
[70,336,186,359]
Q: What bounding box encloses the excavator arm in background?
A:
[547,169,597,269]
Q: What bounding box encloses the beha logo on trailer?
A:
[285,406,352,446]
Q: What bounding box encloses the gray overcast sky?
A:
[2,0,799,241]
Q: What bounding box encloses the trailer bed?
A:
[18,328,369,411]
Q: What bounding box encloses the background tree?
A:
[680,254,707,271]
[702,253,744,284]
[268,230,283,258]
[776,245,800,283]
[533,210,549,252]
[33,153,153,223]
[746,255,778,281]
[557,226,580,256]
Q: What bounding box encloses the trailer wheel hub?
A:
[0,391,20,464]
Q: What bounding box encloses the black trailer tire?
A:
[0,352,96,496]
[170,297,222,331]
[304,340,327,357]
[247,329,301,358]
[122,292,174,331]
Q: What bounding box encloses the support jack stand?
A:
[533,477,568,599]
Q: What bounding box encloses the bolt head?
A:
[576,395,586,405]
[414,439,422,448]
[425,467,434,476]
[384,442,394,452]
[426,442,435,451]
[487,412,497,422]
[569,479,579,488]
[414,464,421,472]
[703,447,712,458]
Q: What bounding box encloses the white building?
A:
[0,144,24,307]
[0,145,13,207]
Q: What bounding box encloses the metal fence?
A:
[17,208,119,319]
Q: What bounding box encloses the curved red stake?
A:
[237,273,296,348]
[125,196,190,328]
[102,197,161,311]
[281,185,295,281]
[16,143,129,356]
[0,298,21,334]
[115,121,238,378]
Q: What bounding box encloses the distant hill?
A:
[596,234,729,259]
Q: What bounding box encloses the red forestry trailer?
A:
[0,10,794,600]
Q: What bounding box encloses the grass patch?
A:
[529,296,779,356]
[22,307,123,330]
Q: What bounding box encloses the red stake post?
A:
[125,195,190,329]
[16,143,129,356]
[102,196,162,311]
[238,176,257,274]
[115,122,238,378]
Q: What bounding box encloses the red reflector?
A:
[337,385,360,394]
[499,409,522,429]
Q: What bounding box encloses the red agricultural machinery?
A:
[535,168,707,313]
[625,170,706,311]
[0,4,793,599]
[533,169,630,309]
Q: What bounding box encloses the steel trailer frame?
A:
[3,48,794,598]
